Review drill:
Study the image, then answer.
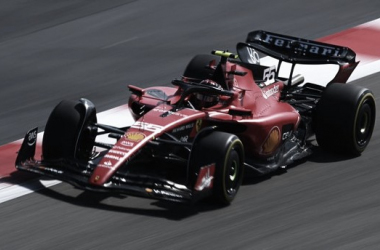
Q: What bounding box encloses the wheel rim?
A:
[225,149,241,196]
[229,160,238,181]
[355,101,374,147]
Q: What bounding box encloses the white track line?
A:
[0,179,61,203]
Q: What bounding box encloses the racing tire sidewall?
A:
[42,99,97,161]
[353,93,376,153]
[315,83,376,155]
[189,130,244,205]
[217,138,244,204]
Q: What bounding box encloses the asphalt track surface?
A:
[1,1,380,249]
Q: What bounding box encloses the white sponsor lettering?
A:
[120,141,134,147]
[109,150,127,156]
[262,85,279,99]
[152,108,187,117]
[98,160,114,169]
[132,121,163,132]
[247,47,260,64]
[27,130,37,146]
[104,154,120,160]
[113,145,130,151]
[99,164,113,169]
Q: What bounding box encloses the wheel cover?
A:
[229,160,238,182]
[355,98,374,148]
[225,149,241,196]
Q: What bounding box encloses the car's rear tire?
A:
[42,99,97,161]
[315,83,376,155]
[183,54,219,81]
[189,130,244,205]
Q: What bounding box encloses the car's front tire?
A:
[189,130,244,205]
[42,99,97,161]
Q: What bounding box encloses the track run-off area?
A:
[1,1,380,249]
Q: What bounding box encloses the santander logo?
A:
[262,85,279,99]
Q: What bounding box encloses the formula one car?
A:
[16,30,376,205]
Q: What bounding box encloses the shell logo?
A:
[261,127,280,154]
[125,132,146,142]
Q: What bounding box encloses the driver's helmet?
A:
[194,79,222,108]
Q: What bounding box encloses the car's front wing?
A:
[16,158,196,203]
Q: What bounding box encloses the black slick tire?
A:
[42,99,97,161]
[189,130,244,205]
[315,83,376,155]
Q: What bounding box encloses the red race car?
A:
[16,30,376,205]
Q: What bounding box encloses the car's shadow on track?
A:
[305,146,358,163]
[34,187,230,220]
[2,171,228,220]
[242,146,358,185]
[2,146,357,220]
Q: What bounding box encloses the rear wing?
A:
[237,30,359,85]
[243,30,356,64]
